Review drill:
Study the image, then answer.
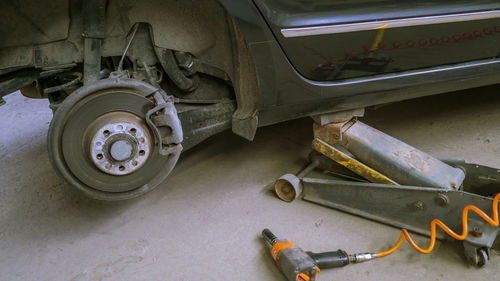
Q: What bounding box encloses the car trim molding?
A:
[281,10,500,38]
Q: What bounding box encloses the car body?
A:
[1,0,499,199]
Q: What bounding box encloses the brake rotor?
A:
[48,78,182,200]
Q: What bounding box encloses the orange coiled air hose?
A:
[375,193,500,258]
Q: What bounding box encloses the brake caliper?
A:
[145,89,183,156]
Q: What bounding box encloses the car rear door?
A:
[254,0,500,81]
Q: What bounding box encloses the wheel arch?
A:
[108,0,261,140]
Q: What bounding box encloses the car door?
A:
[253,0,500,81]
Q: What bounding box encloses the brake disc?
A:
[48,78,182,200]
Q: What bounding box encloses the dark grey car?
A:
[1,0,499,199]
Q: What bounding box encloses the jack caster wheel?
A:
[476,248,489,267]
[48,79,182,200]
[465,244,490,267]
[274,174,302,202]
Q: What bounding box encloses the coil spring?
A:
[376,193,500,258]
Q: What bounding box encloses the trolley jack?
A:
[269,116,499,281]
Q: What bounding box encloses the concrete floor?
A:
[1,86,499,281]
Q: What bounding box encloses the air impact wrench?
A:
[262,228,375,281]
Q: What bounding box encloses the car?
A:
[1,0,499,200]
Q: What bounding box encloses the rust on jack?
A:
[312,138,398,185]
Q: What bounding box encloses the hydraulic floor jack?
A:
[266,114,499,281]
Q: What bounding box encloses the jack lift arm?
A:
[267,117,500,281]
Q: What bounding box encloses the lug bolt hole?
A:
[139,150,145,156]
[96,154,103,160]
[132,161,138,166]
[130,128,137,134]
[103,130,110,137]
[119,166,126,171]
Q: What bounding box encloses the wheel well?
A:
[117,0,259,139]
[0,0,259,140]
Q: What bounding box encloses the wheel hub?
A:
[88,112,152,176]
[110,140,133,161]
